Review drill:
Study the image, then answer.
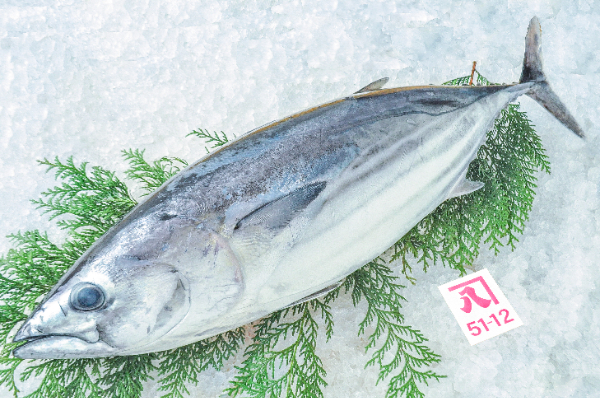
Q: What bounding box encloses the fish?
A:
[13,17,582,359]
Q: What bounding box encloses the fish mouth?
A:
[13,335,117,359]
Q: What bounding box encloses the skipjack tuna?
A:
[14,17,582,359]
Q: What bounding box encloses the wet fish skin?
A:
[13,17,581,359]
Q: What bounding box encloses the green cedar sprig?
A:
[441,70,499,86]
[19,359,103,398]
[156,328,246,398]
[229,258,445,398]
[97,355,158,398]
[187,129,230,151]
[346,260,444,398]
[32,157,135,238]
[226,300,333,398]
[122,149,188,196]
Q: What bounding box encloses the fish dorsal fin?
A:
[234,181,327,232]
[354,77,389,94]
[447,178,484,200]
[282,280,344,309]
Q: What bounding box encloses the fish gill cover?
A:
[0,74,550,398]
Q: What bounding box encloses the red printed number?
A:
[466,321,481,336]
[499,309,514,323]
[466,309,513,335]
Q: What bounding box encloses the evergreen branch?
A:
[32,157,136,239]
[0,357,22,397]
[122,149,188,196]
[475,70,497,86]
[346,260,445,398]
[442,70,500,86]
[226,301,331,398]
[98,355,158,398]
[20,359,103,398]
[441,75,471,86]
[157,328,246,398]
[187,129,230,150]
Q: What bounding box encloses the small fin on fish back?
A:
[354,77,389,93]
[520,16,584,138]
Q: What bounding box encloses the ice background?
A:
[1,0,599,397]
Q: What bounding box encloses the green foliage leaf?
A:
[187,129,230,151]
[98,355,158,398]
[346,260,444,398]
[441,74,472,86]
[226,301,332,398]
[0,357,23,397]
[122,149,188,196]
[441,70,500,87]
[156,328,246,398]
[32,157,136,247]
[20,359,103,398]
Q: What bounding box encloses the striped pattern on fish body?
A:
[13,17,582,358]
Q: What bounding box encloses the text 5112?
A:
[466,309,514,336]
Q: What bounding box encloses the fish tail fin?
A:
[520,16,584,138]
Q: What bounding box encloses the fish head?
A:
[12,253,191,359]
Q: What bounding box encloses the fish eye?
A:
[70,283,106,311]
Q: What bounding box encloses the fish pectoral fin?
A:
[354,77,389,94]
[234,181,327,232]
[283,280,344,309]
[230,182,327,262]
[446,178,484,200]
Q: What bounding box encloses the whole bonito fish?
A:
[14,17,582,359]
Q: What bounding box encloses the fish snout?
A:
[13,321,41,342]
[13,299,101,345]
[14,299,66,341]
[12,299,109,359]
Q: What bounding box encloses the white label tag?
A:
[438,269,523,345]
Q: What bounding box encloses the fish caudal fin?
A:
[520,17,584,138]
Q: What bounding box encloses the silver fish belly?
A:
[13,17,582,359]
